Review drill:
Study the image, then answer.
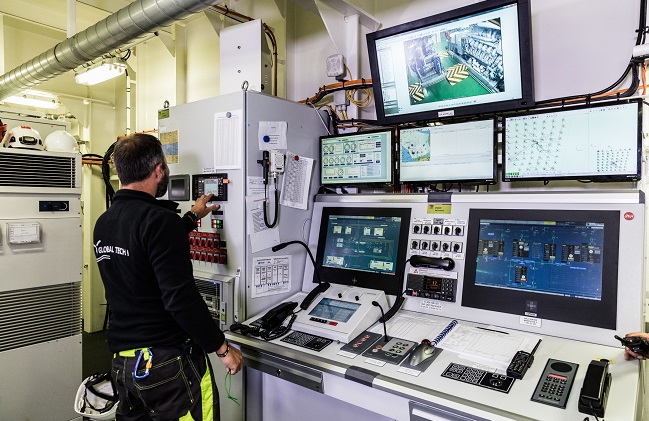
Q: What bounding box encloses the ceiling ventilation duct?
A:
[0,0,220,100]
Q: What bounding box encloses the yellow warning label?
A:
[427,204,451,214]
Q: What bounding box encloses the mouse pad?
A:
[400,347,443,371]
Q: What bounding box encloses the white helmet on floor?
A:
[74,372,118,420]
[1,125,44,150]
[45,130,78,153]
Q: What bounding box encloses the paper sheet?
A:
[247,176,266,196]
[214,110,242,169]
[246,195,280,253]
[280,151,313,210]
[258,121,288,150]
[369,314,450,342]
[251,255,292,298]
[437,324,541,369]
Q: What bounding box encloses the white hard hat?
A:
[74,373,118,420]
[45,130,78,153]
[2,126,43,150]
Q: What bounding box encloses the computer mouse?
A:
[408,343,436,366]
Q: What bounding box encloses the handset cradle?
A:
[259,301,298,330]
[577,359,611,418]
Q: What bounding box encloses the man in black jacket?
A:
[94,133,242,420]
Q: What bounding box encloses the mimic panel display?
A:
[315,207,411,296]
[399,119,496,184]
[367,0,534,124]
[503,101,642,182]
[320,129,394,186]
[462,208,620,329]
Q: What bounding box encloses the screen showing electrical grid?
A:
[308,298,362,323]
[321,214,402,275]
[399,119,495,183]
[474,218,605,300]
[503,102,641,181]
[320,130,393,185]
[371,2,524,122]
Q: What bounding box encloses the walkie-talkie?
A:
[614,335,649,357]
[506,339,541,379]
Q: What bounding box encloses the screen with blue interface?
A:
[308,298,362,323]
[503,101,641,182]
[474,219,604,300]
[315,207,412,296]
[320,129,393,186]
[462,208,619,329]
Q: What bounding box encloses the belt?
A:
[115,348,152,359]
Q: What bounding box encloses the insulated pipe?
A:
[0,0,219,100]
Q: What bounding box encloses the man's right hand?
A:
[218,342,243,375]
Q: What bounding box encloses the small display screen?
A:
[308,298,361,323]
[320,129,393,186]
[399,119,496,183]
[204,179,221,195]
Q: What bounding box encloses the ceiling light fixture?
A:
[2,89,59,109]
[75,60,127,86]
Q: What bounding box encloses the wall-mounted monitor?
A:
[399,118,497,184]
[502,100,642,182]
[367,0,534,125]
[314,206,411,296]
[462,208,620,329]
[320,129,394,186]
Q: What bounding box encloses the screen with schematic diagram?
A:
[502,100,642,182]
[314,206,411,296]
[320,129,394,186]
[462,208,620,329]
[399,119,496,184]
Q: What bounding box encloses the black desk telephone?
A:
[259,301,298,330]
[577,359,611,418]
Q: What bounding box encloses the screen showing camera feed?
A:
[375,3,522,118]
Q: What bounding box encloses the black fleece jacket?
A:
[93,189,224,354]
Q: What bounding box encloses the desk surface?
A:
[227,310,642,421]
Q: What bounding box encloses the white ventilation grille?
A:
[0,282,82,352]
[0,152,77,188]
[195,279,221,322]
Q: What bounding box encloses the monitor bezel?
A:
[501,99,643,182]
[319,128,396,187]
[398,117,498,185]
[314,206,412,296]
[461,208,620,329]
[366,0,535,125]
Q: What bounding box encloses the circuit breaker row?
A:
[409,218,467,256]
[189,231,227,264]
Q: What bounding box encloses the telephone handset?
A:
[259,301,298,330]
[577,359,611,418]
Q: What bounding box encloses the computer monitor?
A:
[314,206,412,296]
[461,208,620,329]
[320,129,394,187]
[399,118,497,184]
[367,0,534,125]
[502,100,642,182]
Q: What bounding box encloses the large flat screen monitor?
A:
[399,118,497,184]
[462,208,620,329]
[320,129,394,186]
[502,100,642,182]
[367,0,534,125]
[314,207,411,296]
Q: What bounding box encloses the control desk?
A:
[229,192,645,420]
[228,310,642,421]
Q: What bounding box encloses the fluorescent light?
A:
[3,89,59,109]
[75,61,127,86]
